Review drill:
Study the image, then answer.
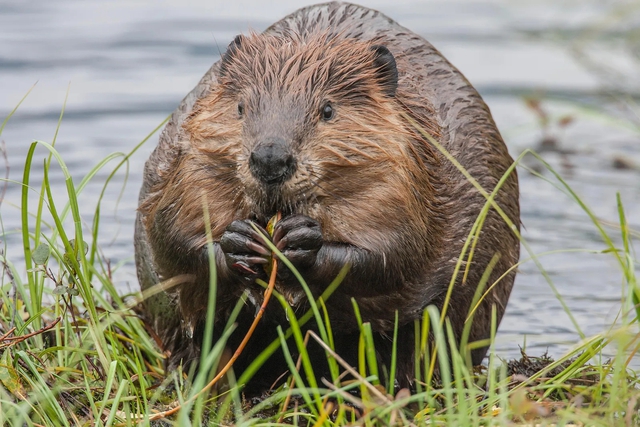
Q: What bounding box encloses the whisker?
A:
[305,173,348,204]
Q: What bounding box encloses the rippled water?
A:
[1,0,639,360]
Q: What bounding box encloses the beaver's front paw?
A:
[220,220,271,276]
[272,215,323,272]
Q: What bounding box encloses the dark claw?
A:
[271,214,323,272]
[246,240,271,256]
[272,225,285,246]
[220,219,272,276]
[232,261,258,275]
[227,254,269,266]
[222,220,271,253]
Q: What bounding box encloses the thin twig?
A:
[128,213,282,424]
[0,326,16,341]
[0,317,61,349]
[307,329,392,405]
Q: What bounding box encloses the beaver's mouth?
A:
[249,207,295,227]
[247,184,299,225]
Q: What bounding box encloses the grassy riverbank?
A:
[0,96,639,426]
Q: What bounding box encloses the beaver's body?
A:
[135,1,519,393]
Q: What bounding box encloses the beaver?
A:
[134,1,520,394]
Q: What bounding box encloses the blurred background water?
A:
[1,0,639,360]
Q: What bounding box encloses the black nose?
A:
[249,137,296,185]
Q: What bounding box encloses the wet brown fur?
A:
[140,32,446,329]
[135,1,520,394]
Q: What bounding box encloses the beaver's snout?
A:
[249,137,296,185]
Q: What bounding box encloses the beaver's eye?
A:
[237,102,245,118]
[321,102,334,121]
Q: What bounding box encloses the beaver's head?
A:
[141,30,444,283]
[183,32,435,224]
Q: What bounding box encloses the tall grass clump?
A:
[0,92,638,426]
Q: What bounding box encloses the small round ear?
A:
[219,34,244,76]
[370,45,398,98]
